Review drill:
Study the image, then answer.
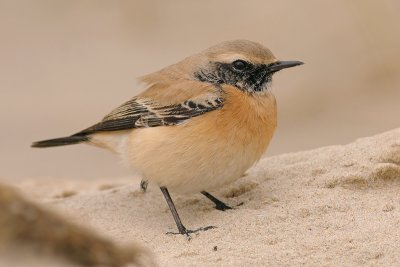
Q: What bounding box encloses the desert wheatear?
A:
[32,40,303,236]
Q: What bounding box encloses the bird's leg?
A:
[201,191,233,211]
[160,187,187,235]
[160,187,215,237]
[140,179,148,192]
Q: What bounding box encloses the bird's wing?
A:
[74,83,224,136]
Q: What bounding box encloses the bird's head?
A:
[141,40,303,94]
[193,40,303,93]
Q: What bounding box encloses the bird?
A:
[32,40,303,237]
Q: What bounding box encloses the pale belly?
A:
[122,109,276,194]
[123,134,244,193]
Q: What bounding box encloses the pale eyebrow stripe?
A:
[212,53,251,63]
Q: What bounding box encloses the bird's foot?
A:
[215,201,243,211]
[166,225,216,239]
[201,191,243,211]
[214,202,233,211]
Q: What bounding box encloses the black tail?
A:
[31,136,89,148]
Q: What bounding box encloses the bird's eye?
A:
[232,60,248,71]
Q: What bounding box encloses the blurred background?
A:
[1,0,399,180]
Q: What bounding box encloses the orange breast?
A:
[188,85,277,159]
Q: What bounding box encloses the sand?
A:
[0,184,154,267]
[1,128,399,266]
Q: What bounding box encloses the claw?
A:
[140,180,148,192]
[166,225,217,239]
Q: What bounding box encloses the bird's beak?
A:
[267,60,304,72]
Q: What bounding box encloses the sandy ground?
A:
[0,184,154,267]
[1,128,399,266]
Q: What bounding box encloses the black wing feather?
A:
[74,95,224,136]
